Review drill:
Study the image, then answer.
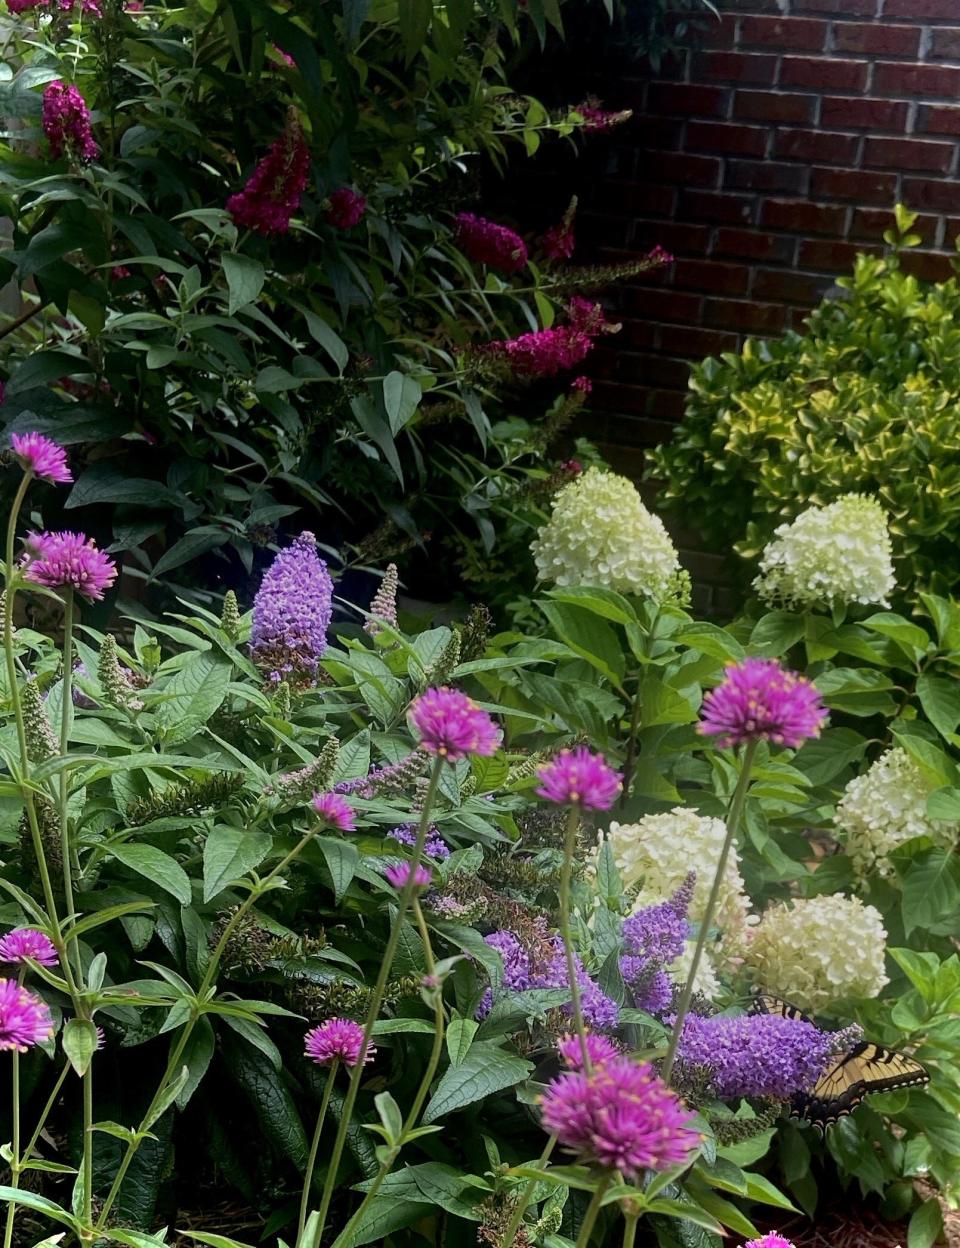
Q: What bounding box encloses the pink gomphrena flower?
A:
[0,929,58,967]
[454,213,528,274]
[535,746,622,812]
[42,81,98,162]
[23,531,117,602]
[227,114,310,237]
[698,657,828,750]
[409,687,501,762]
[10,433,72,484]
[304,1018,372,1067]
[311,792,356,832]
[557,1032,620,1070]
[744,1237,796,1248]
[541,1055,697,1178]
[571,375,592,394]
[384,861,432,891]
[0,979,54,1052]
[95,1025,106,1050]
[324,187,366,230]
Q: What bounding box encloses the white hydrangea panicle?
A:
[753,493,895,610]
[671,941,721,999]
[744,894,888,1012]
[836,748,955,882]
[531,466,680,599]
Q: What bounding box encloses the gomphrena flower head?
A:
[0,928,58,967]
[10,433,71,484]
[532,467,680,599]
[699,658,827,750]
[535,746,622,811]
[541,1056,697,1178]
[24,531,117,602]
[557,1032,620,1069]
[311,792,356,832]
[835,747,952,881]
[0,979,54,1051]
[744,1237,795,1248]
[42,81,98,162]
[745,894,888,1013]
[226,114,310,237]
[675,1012,838,1100]
[409,687,501,761]
[384,861,432,891]
[250,532,333,688]
[389,823,449,861]
[454,212,528,274]
[754,494,895,611]
[325,187,366,230]
[304,1018,372,1067]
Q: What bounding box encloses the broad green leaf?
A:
[0,1187,78,1230]
[382,371,422,435]
[222,253,265,314]
[303,309,348,372]
[546,586,637,625]
[151,528,229,580]
[175,1018,215,1109]
[316,836,359,903]
[111,844,192,905]
[62,1018,99,1076]
[916,672,960,742]
[446,1016,478,1065]
[202,827,272,902]
[908,1198,944,1248]
[423,1042,532,1123]
[901,848,960,934]
[157,652,232,730]
[538,601,625,688]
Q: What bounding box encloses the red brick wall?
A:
[585,0,960,463]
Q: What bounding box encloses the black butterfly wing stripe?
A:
[792,1043,930,1131]
[749,994,813,1024]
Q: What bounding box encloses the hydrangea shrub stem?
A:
[298,1058,339,1243]
[661,739,758,1086]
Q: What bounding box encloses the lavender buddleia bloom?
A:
[251,532,333,687]
[389,823,450,860]
[621,873,694,969]
[622,965,673,1017]
[333,751,426,797]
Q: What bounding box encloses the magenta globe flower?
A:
[0,979,54,1052]
[556,1032,620,1070]
[699,658,827,750]
[24,531,117,602]
[304,1018,372,1068]
[0,929,58,968]
[409,687,500,761]
[744,1237,795,1248]
[384,861,432,891]
[535,746,622,811]
[10,433,72,484]
[311,792,356,832]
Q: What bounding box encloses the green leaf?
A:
[178,1235,256,1248]
[382,371,422,435]
[62,1018,99,1076]
[151,529,229,580]
[546,586,637,625]
[445,1016,478,1065]
[175,1017,215,1109]
[0,1187,78,1230]
[111,844,192,905]
[222,253,265,315]
[202,827,272,902]
[901,848,960,934]
[316,836,359,903]
[742,1171,798,1211]
[303,310,348,372]
[749,611,804,657]
[908,1200,944,1248]
[422,1042,532,1123]
[792,727,867,785]
[371,1018,434,1035]
[157,652,232,730]
[916,672,960,742]
[538,601,625,687]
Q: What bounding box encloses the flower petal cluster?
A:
[0,979,54,1051]
[488,299,616,381]
[42,81,98,162]
[10,433,71,484]
[621,875,694,968]
[574,101,633,131]
[675,1012,838,1100]
[304,1018,372,1067]
[409,687,501,761]
[535,746,622,811]
[0,929,58,967]
[754,494,895,610]
[477,930,618,1029]
[311,792,356,832]
[541,1056,697,1177]
[744,894,888,1013]
[454,213,528,273]
[24,531,117,602]
[227,117,310,236]
[364,563,399,636]
[384,861,432,890]
[557,1032,620,1069]
[835,748,953,881]
[744,1236,795,1248]
[250,532,333,687]
[388,823,450,861]
[532,467,680,599]
[699,658,827,749]
[325,187,366,229]
[542,219,575,262]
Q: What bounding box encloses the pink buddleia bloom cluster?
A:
[10,433,72,484]
[556,1032,620,1070]
[575,100,633,132]
[227,116,310,236]
[488,297,617,380]
[571,375,591,393]
[0,979,54,1051]
[541,199,577,263]
[0,929,58,967]
[744,1236,796,1248]
[535,746,622,811]
[409,687,501,761]
[304,1018,372,1067]
[540,1055,697,1178]
[311,792,356,832]
[42,81,98,162]
[325,187,366,230]
[384,861,432,891]
[699,657,828,750]
[24,531,117,602]
[454,213,528,274]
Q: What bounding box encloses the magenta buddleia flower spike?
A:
[699,657,827,750]
[454,213,528,274]
[42,81,98,162]
[324,187,366,230]
[250,532,333,688]
[227,114,310,237]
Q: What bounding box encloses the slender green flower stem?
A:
[661,739,758,1085]
[2,1051,20,1248]
[23,1059,71,1162]
[82,1056,94,1235]
[314,756,445,1247]
[619,681,643,811]
[574,1173,613,1248]
[497,1135,557,1248]
[58,589,82,981]
[298,1060,339,1245]
[559,804,591,1073]
[622,1209,639,1248]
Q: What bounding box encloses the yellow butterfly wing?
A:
[792,1043,930,1131]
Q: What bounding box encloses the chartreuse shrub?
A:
[649,207,960,599]
[1,442,958,1248]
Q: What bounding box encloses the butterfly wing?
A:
[749,994,813,1024]
[793,1042,930,1131]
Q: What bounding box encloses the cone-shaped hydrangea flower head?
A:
[409,687,500,761]
[0,979,54,1051]
[535,746,622,811]
[541,1055,697,1178]
[0,928,58,967]
[699,658,827,749]
[42,81,98,162]
[10,433,71,484]
[557,1032,620,1069]
[311,792,356,832]
[325,187,366,229]
[304,1018,372,1067]
[532,467,680,598]
[754,495,895,611]
[454,213,528,273]
[227,115,310,237]
[24,532,117,602]
[251,532,333,687]
[384,861,432,890]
